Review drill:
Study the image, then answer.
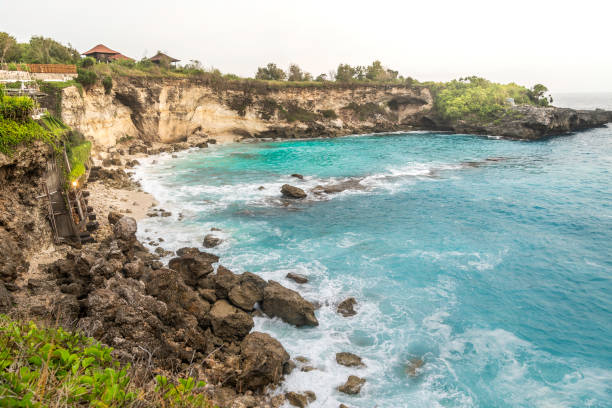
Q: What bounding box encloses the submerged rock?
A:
[338,376,366,395]
[281,184,307,199]
[262,281,318,327]
[291,173,304,180]
[337,297,357,317]
[336,352,365,368]
[405,357,425,377]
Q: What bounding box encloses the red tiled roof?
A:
[82,44,119,55]
[109,53,134,61]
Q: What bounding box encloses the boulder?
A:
[338,376,366,395]
[123,258,145,279]
[336,352,365,368]
[337,297,357,317]
[238,332,290,391]
[209,300,254,341]
[107,211,123,225]
[286,272,308,284]
[113,216,137,241]
[291,174,304,180]
[228,272,267,311]
[203,234,222,248]
[168,248,219,288]
[214,266,240,299]
[262,281,318,327]
[285,391,316,407]
[281,184,307,199]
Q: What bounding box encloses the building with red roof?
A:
[82,44,132,62]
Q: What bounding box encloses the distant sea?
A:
[134,94,612,407]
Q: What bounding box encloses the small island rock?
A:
[281,184,307,199]
[338,375,366,395]
[337,297,357,317]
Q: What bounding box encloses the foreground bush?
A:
[0,315,214,407]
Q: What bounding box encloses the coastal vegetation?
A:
[0,86,60,155]
[0,315,213,407]
[427,76,553,121]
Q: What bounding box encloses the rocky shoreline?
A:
[0,138,373,408]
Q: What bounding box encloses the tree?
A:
[366,60,385,81]
[0,32,19,63]
[315,73,328,82]
[255,63,286,81]
[336,64,356,82]
[529,84,550,106]
[287,64,304,81]
[21,36,80,64]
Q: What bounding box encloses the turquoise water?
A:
[135,127,612,407]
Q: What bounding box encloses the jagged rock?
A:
[107,211,123,225]
[214,266,240,299]
[337,297,357,317]
[154,247,174,257]
[281,184,307,199]
[262,281,318,327]
[209,300,254,341]
[123,258,145,279]
[228,272,267,311]
[338,376,366,395]
[238,332,290,391]
[113,216,137,241]
[286,272,308,284]
[168,248,219,288]
[198,288,217,303]
[285,391,316,407]
[336,352,365,367]
[203,234,222,248]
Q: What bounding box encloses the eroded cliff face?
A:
[60,77,434,150]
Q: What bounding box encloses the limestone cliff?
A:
[60,77,433,149]
[59,77,611,149]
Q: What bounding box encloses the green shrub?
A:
[279,102,318,123]
[102,76,113,94]
[0,315,213,408]
[76,68,97,87]
[430,77,542,121]
[80,56,95,68]
[342,102,386,120]
[0,113,59,155]
[319,109,338,119]
[7,62,17,71]
[5,81,22,89]
[0,95,34,122]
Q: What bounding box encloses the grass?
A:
[0,315,215,408]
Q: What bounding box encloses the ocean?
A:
[133,95,612,407]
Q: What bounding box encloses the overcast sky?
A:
[3,0,611,92]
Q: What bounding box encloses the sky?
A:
[2,0,612,93]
